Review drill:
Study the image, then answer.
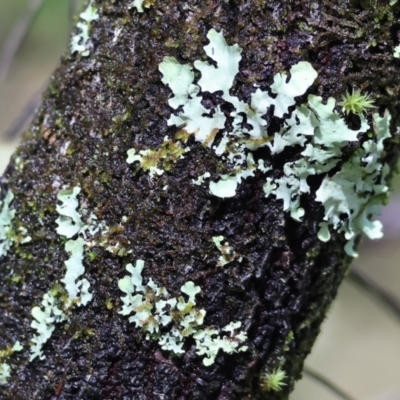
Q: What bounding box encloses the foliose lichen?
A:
[70,1,99,57]
[0,191,16,258]
[157,30,317,199]
[192,172,211,186]
[0,189,31,259]
[129,0,156,13]
[153,29,393,257]
[0,342,23,385]
[55,187,97,307]
[118,260,248,366]
[61,238,93,307]
[55,187,85,238]
[30,292,67,361]
[0,364,10,387]
[212,236,240,267]
[29,186,109,361]
[394,44,400,58]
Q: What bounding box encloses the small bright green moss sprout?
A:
[260,367,287,392]
[105,298,113,310]
[87,249,97,261]
[11,274,22,283]
[338,89,375,115]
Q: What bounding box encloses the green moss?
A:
[10,274,22,284]
[260,367,287,393]
[283,331,294,352]
[127,132,190,178]
[338,88,375,115]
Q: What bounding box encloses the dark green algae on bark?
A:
[1,0,400,399]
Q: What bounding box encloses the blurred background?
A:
[0,1,399,399]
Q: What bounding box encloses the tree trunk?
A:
[1,0,399,399]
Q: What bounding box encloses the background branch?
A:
[0,0,45,82]
[304,367,357,400]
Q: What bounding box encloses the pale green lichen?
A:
[268,104,318,154]
[209,154,258,198]
[127,149,164,178]
[159,29,316,198]
[0,364,10,386]
[159,57,195,109]
[70,1,99,57]
[193,322,248,367]
[315,112,392,257]
[209,175,238,198]
[394,44,400,58]
[29,186,109,362]
[0,190,16,258]
[212,236,238,267]
[61,238,93,307]
[55,187,85,238]
[194,29,242,98]
[118,260,247,365]
[264,61,318,118]
[266,97,391,256]
[17,227,32,244]
[0,189,31,258]
[192,172,211,186]
[11,342,22,352]
[265,94,372,224]
[55,187,96,306]
[129,0,156,13]
[30,292,67,361]
[0,341,23,385]
[160,29,392,256]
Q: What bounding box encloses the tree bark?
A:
[1,0,399,399]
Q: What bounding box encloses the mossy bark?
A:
[1,0,400,399]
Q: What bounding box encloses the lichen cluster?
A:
[0,342,23,385]
[0,191,16,258]
[0,190,31,258]
[394,44,400,58]
[55,187,100,307]
[29,292,67,361]
[155,30,318,198]
[70,1,99,57]
[118,260,248,366]
[29,187,108,362]
[212,235,240,267]
[129,0,156,13]
[128,29,393,257]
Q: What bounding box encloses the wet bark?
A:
[1,0,400,399]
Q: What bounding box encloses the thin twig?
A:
[348,267,400,322]
[0,0,45,82]
[3,84,45,140]
[304,367,357,400]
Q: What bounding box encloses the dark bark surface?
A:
[1,0,400,399]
